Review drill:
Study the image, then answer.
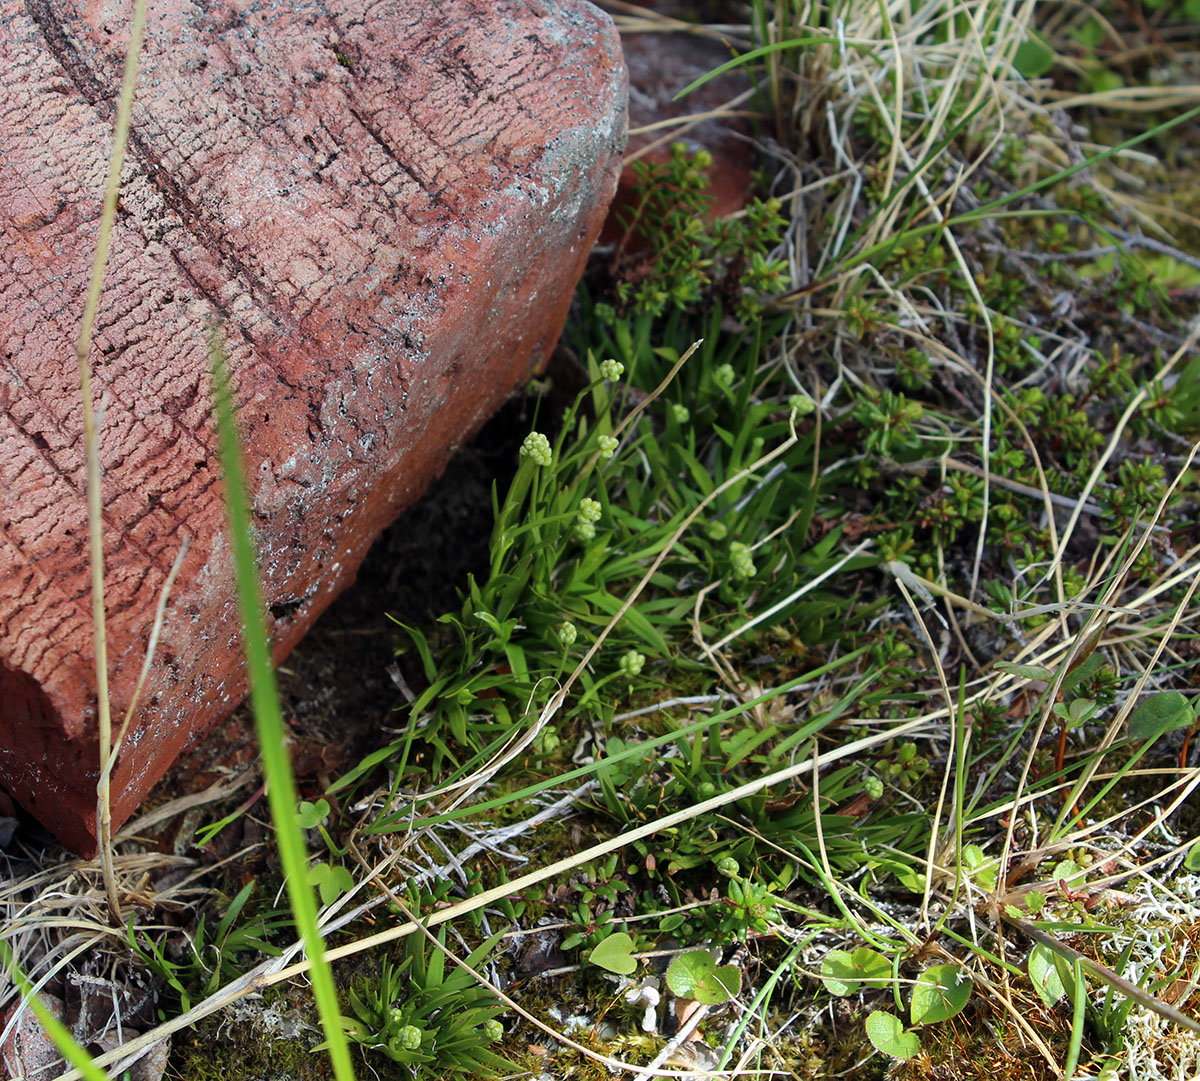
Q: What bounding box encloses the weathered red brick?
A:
[0,0,626,854]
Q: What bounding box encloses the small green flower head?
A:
[714,363,736,389]
[557,621,578,648]
[578,497,602,524]
[705,520,728,541]
[598,434,619,458]
[619,649,646,679]
[863,775,884,800]
[484,1019,505,1043]
[594,301,618,326]
[574,521,596,543]
[397,1024,423,1051]
[716,856,740,878]
[730,541,756,579]
[388,1006,405,1027]
[599,358,625,381]
[520,431,553,467]
[671,403,690,424]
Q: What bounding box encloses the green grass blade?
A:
[672,35,885,100]
[1063,957,1087,1079]
[209,333,356,1081]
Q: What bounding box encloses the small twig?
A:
[984,228,1200,274]
[881,455,1107,517]
[86,0,150,931]
[110,537,191,765]
[644,999,713,1076]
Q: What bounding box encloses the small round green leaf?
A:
[1051,858,1085,885]
[306,861,354,906]
[820,950,857,996]
[910,964,972,1025]
[589,932,637,976]
[667,950,742,1005]
[1128,692,1194,742]
[296,798,330,829]
[865,1011,921,1060]
[820,947,892,996]
[667,949,713,997]
[1013,32,1054,78]
[1028,944,1066,1007]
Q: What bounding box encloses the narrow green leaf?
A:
[0,941,110,1081]
[1060,653,1106,693]
[1029,943,1067,1007]
[210,336,355,1081]
[994,661,1055,682]
[672,35,882,100]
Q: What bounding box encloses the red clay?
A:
[0,0,626,854]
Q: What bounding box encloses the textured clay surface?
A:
[0,0,626,854]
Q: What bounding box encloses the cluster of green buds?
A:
[575,496,602,541]
[620,649,646,679]
[725,875,777,939]
[729,541,756,580]
[671,402,690,424]
[713,363,736,390]
[873,739,929,789]
[599,357,625,381]
[598,434,619,458]
[394,1024,423,1052]
[520,431,553,467]
[557,620,578,648]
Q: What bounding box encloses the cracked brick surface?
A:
[0,0,626,854]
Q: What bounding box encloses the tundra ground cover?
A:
[3,1,1200,1079]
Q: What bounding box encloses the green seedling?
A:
[865,963,974,1060]
[129,881,284,1013]
[324,922,511,1078]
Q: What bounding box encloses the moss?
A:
[167,984,327,1081]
